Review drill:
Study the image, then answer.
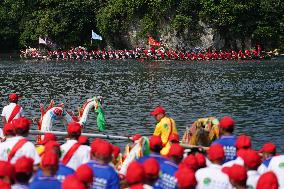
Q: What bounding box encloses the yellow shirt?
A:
[153,116,178,155]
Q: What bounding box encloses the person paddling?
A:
[1,93,24,124]
[150,106,178,155]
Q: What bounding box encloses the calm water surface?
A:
[0,60,283,152]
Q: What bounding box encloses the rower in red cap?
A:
[150,106,178,155]
[60,122,90,170]
[1,93,24,124]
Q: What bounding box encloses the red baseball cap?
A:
[9,93,18,102]
[175,168,197,188]
[143,158,160,179]
[44,141,60,153]
[235,134,251,149]
[182,154,198,170]
[67,122,81,135]
[131,134,142,141]
[242,149,262,169]
[0,180,11,189]
[195,153,206,168]
[14,156,34,173]
[149,135,163,150]
[207,144,225,161]
[256,171,278,189]
[95,140,113,158]
[126,161,144,185]
[75,164,93,184]
[150,106,165,116]
[219,116,235,129]
[90,138,103,154]
[112,145,120,159]
[62,175,87,189]
[41,151,59,168]
[78,136,89,145]
[259,142,276,153]
[14,117,32,131]
[168,143,184,157]
[39,133,57,145]
[169,133,179,143]
[0,161,14,178]
[222,164,247,183]
[3,123,14,135]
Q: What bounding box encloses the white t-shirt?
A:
[1,103,24,122]
[0,128,4,138]
[0,136,40,164]
[267,155,284,189]
[60,139,90,170]
[222,156,244,167]
[246,170,260,189]
[195,164,233,189]
[12,183,28,189]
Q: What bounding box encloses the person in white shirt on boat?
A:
[0,117,40,164]
[60,122,90,170]
[1,93,24,124]
[267,155,284,189]
[195,144,233,189]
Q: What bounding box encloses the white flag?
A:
[91,30,102,40]
[39,37,47,45]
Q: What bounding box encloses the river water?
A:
[0,59,283,152]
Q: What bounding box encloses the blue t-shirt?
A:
[87,160,120,189]
[29,176,61,189]
[213,135,237,163]
[155,160,178,189]
[137,153,168,165]
[33,164,74,182]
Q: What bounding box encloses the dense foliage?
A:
[0,0,283,52]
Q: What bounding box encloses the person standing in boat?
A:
[150,106,178,156]
[1,93,25,124]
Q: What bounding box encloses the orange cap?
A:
[256,171,278,189]
[175,168,197,188]
[75,164,93,184]
[219,116,235,129]
[126,161,144,185]
[222,164,247,183]
[14,156,34,173]
[207,144,225,161]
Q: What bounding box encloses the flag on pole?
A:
[91,30,102,40]
[39,37,47,45]
[148,36,161,46]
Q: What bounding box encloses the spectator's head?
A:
[219,116,235,134]
[143,158,160,186]
[41,151,59,176]
[126,161,144,186]
[235,134,251,150]
[182,154,198,171]
[94,140,113,164]
[195,153,206,169]
[62,175,87,189]
[14,117,32,137]
[256,171,278,189]
[75,164,93,188]
[44,141,61,158]
[149,135,163,153]
[3,123,15,137]
[175,168,197,189]
[207,144,225,164]
[14,156,34,184]
[259,142,276,159]
[169,133,180,144]
[242,149,262,170]
[9,93,18,103]
[67,122,81,140]
[39,133,57,145]
[0,161,14,184]
[78,136,90,146]
[168,143,184,164]
[222,164,247,187]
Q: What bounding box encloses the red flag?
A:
[148,36,161,46]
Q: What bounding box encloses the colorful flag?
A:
[39,37,47,45]
[91,30,102,40]
[148,36,161,46]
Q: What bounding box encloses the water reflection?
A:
[0,60,283,152]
